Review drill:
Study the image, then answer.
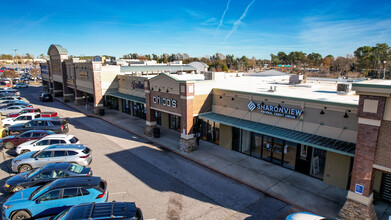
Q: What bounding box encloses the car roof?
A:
[16,112,37,116]
[41,162,72,171]
[46,144,86,150]
[48,177,100,191]
[23,130,53,134]
[32,117,64,121]
[67,202,139,219]
[41,134,74,139]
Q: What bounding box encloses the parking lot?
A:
[0,85,299,219]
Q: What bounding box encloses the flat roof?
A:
[120,65,197,73]
[196,73,361,107]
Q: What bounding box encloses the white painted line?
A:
[109,192,127,195]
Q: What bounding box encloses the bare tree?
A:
[2,70,19,87]
[30,68,40,82]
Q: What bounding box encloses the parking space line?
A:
[109,192,127,195]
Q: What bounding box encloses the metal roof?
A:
[198,112,356,157]
[120,65,197,73]
[107,92,146,104]
[47,44,68,55]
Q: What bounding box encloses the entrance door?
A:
[295,145,312,175]
[272,138,284,165]
[381,173,391,202]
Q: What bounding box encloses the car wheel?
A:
[11,210,31,220]
[4,141,14,149]
[18,164,32,173]
[20,150,30,154]
[12,185,24,193]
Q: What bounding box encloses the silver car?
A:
[0,105,27,116]
[11,144,92,173]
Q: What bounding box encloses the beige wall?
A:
[100,65,119,94]
[373,170,382,193]
[212,89,358,143]
[149,74,180,95]
[161,112,169,128]
[193,94,212,115]
[323,151,351,189]
[219,124,233,150]
[374,120,391,168]
[384,97,391,121]
[118,75,146,98]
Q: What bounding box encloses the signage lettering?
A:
[248,101,303,119]
[79,71,88,79]
[153,96,177,108]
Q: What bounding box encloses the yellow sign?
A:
[79,71,88,79]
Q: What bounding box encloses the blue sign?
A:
[355,184,364,195]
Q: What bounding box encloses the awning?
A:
[198,112,356,157]
[106,92,146,104]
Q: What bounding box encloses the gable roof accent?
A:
[47,44,68,55]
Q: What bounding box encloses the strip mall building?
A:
[41,44,391,219]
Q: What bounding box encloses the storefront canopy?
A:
[106,92,146,104]
[199,112,356,157]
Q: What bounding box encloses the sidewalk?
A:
[57,99,391,219]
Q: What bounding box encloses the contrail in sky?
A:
[216,0,231,33]
[224,0,256,42]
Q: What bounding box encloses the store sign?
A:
[79,71,88,79]
[355,184,364,195]
[153,96,177,108]
[131,80,144,89]
[41,66,49,74]
[248,101,303,119]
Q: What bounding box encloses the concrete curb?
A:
[57,99,314,216]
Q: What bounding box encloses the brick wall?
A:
[374,120,391,169]
[350,123,379,196]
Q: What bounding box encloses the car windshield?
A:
[29,181,52,200]
[67,164,84,173]
[27,168,41,178]
[31,150,44,158]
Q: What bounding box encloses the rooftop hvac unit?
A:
[337,83,352,93]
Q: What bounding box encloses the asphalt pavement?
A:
[0,85,303,219]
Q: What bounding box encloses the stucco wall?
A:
[323,151,351,189]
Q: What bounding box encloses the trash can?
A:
[153,127,160,138]
[99,108,105,116]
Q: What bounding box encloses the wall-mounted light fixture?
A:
[344,109,351,118]
[219,96,222,99]
[261,102,265,105]
[320,107,326,115]
[166,89,169,93]
[231,97,235,101]
[158,88,161,92]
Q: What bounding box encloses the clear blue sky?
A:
[1,0,390,59]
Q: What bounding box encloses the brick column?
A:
[74,90,85,106]
[144,80,156,137]
[179,82,196,153]
[53,82,63,97]
[92,62,103,115]
[339,95,386,220]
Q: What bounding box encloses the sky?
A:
[0,0,391,59]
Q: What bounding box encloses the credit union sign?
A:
[248,101,303,119]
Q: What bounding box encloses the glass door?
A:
[262,136,273,161]
[272,138,284,165]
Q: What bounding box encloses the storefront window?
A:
[155,111,161,126]
[241,130,251,155]
[283,141,297,170]
[251,134,262,158]
[199,119,220,145]
[310,148,326,180]
[169,115,181,132]
[133,102,146,119]
[272,138,284,165]
[122,99,131,114]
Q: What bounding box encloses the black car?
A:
[4,163,92,193]
[49,201,143,220]
[39,93,53,102]
[7,118,69,135]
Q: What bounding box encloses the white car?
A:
[16,134,80,154]
[0,105,28,116]
[13,83,28,88]
[286,212,330,220]
[2,113,40,127]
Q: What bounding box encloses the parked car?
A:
[4,163,92,193]
[285,212,330,220]
[0,105,28,116]
[0,96,20,101]
[47,201,143,220]
[0,99,21,105]
[16,134,80,154]
[1,130,55,149]
[7,108,58,118]
[13,82,28,88]
[7,117,69,135]
[11,144,92,173]
[2,112,41,128]
[0,101,32,110]
[2,177,108,220]
[39,93,53,102]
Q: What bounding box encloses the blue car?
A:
[2,176,108,220]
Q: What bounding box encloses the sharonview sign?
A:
[248,101,303,119]
[153,96,177,108]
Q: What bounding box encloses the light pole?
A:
[383,61,387,79]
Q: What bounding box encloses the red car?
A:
[7,108,58,118]
[1,130,56,149]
